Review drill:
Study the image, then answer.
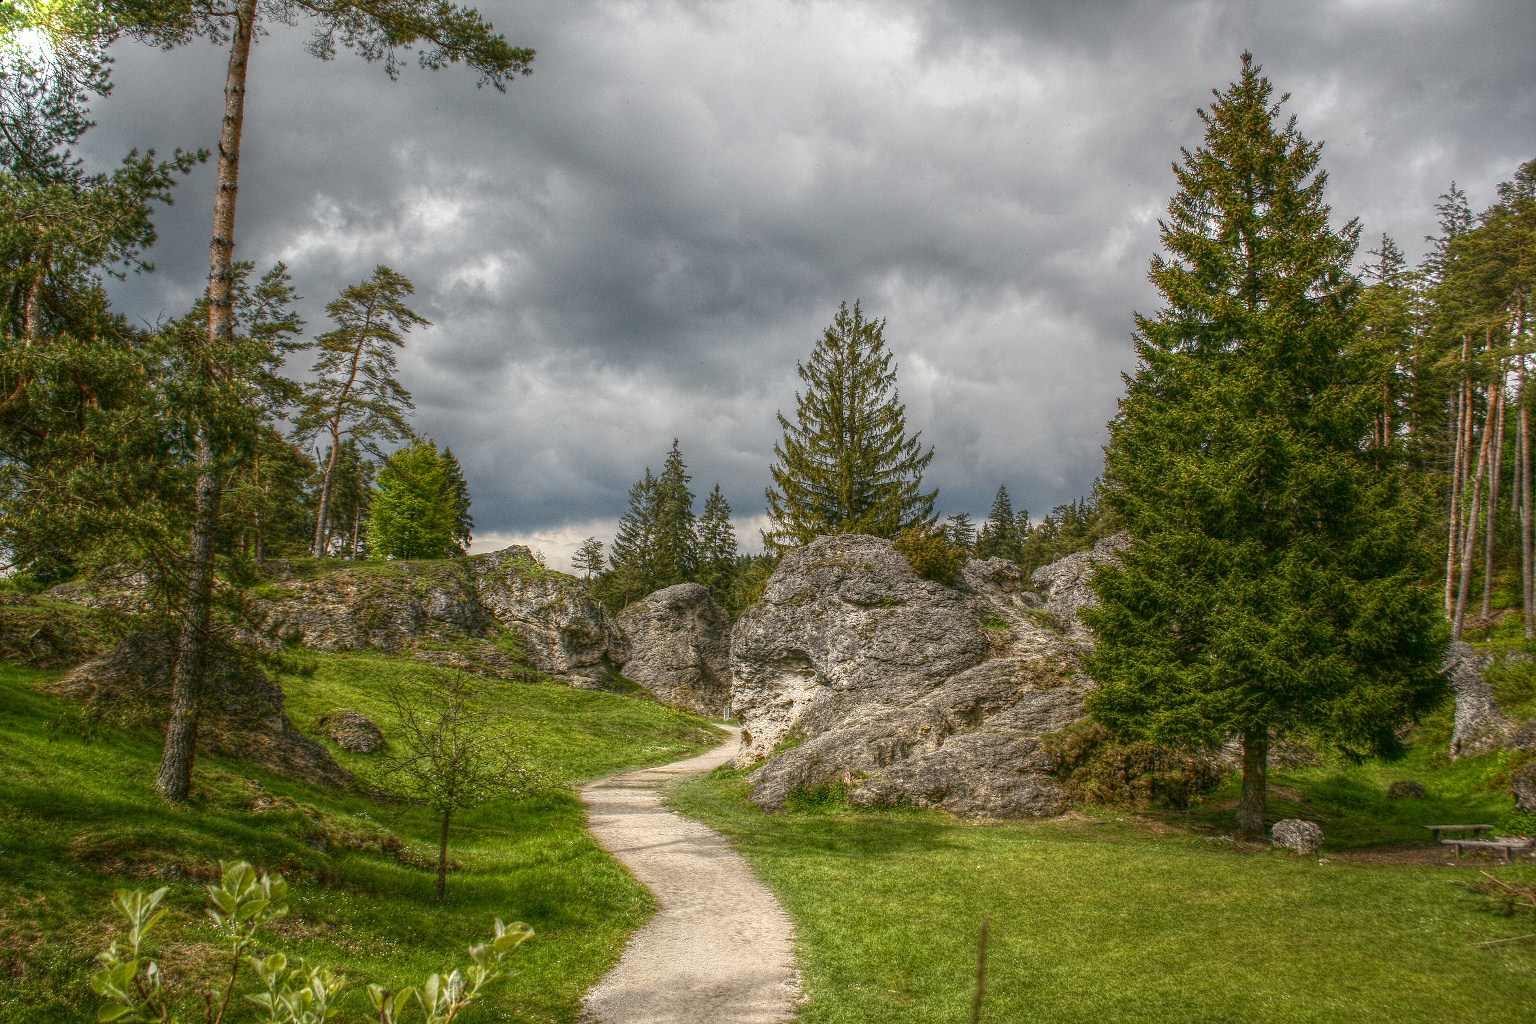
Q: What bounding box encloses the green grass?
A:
[0,656,721,1023]
[669,765,1536,1023]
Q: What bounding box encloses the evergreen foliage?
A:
[973,485,1025,562]
[764,301,937,551]
[602,468,661,608]
[653,439,697,588]
[293,265,424,556]
[1083,54,1448,835]
[367,438,472,560]
[572,536,605,579]
[695,485,739,594]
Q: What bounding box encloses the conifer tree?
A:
[764,301,936,551]
[695,485,739,595]
[293,265,423,557]
[604,468,661,607]
[1084,54,1447,836]
[974,485,1024,562]
[441,446,474,555]
[653,439,697,589]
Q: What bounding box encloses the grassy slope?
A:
[669,680,1536,1024]
[0,655,722,1024]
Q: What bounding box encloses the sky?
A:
[79,0,1536,569]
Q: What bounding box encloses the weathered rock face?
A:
[48,631,352,788]
[1514,762,1536,813]
[617,584,731,718]
[731,533,1125,818]
[252,546,626,688]
[1446,641,1511,758]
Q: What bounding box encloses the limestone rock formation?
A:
[1446,641,1511,758]
[252,546,626,688]
[1270,818,1323,854]
[731,533,1124,817]
[616,584,732,718]
[1514,762,1536,813]
[48,631,352,788]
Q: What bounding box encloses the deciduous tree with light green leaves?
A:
[1083,54,1447,836]
[367,438,472,560]
[764,301,937,552]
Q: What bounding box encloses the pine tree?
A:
[1083,54,1447,836]
[695,485,738,595]
[294,266,423,556]
[944,512,975,551]
[764,301,937,551]
[107,0,532,803]
[604,468,661,607]
[974,485,1023,562]
[653,439,697,588]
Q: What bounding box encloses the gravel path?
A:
[580,728,800,1024]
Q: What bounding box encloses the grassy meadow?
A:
[0,654,721,1023]
[666,676,1536,1024]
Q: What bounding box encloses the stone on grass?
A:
[616,584,732,718]
[1270,818,1323,855]
[1387,780,1427,801]
[315,709,384,753]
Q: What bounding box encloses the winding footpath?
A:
[580,728,800,1024]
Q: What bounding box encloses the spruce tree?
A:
[695,485,739,595]
[1084,54,1447,836]
[441,446,474,555]
[366,438,465,560]
[604,468,661,606]
[653,439,697,589]
[764,301,937,551]
[975,485,1023,562]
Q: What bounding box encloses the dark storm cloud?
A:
[81,0,1536,566]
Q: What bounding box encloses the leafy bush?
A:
[893,527,968,586]
[92,860,531,1023]
[1045,722,1226,811]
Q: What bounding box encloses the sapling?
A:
[91,860,531,1023]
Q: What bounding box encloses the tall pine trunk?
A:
[157,0,256,803]
[1481,367,1505,621]
[1445,349,1471,617]
[1453,383,1496,640]
[1237,728,1268,836]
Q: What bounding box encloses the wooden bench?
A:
[1424,824,1494,842]
[1440,837,1534,864]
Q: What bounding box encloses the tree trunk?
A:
[1237,727,1268,837]
[436,809,452,903]
[312,427,341,556]
[1522,353,1534,639]
[156,0,256,803]
[1453,384,1495,640]
[1482,371,1505,620]
[155,434,220,802]
[1445,345,1470,616]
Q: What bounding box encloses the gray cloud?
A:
[81,0,1536,564]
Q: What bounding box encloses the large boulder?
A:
[1446,641,1511,758]
[731,534,1123,817]
[617,584,731,718]
[47,630,352,788]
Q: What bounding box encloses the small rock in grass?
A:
[1387,780,1427,801]
[315,709,384,754]
[1270,818,1323,855]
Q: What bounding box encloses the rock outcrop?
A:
[616,584,732,718]
[252,546,626,688]
[731,533,1126,818]
[1446,641,1512,758]
[48,631,352,788]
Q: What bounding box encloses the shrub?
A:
[1044,722,1226,812]
[92,860,531,1024]
[893,527,967,586]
